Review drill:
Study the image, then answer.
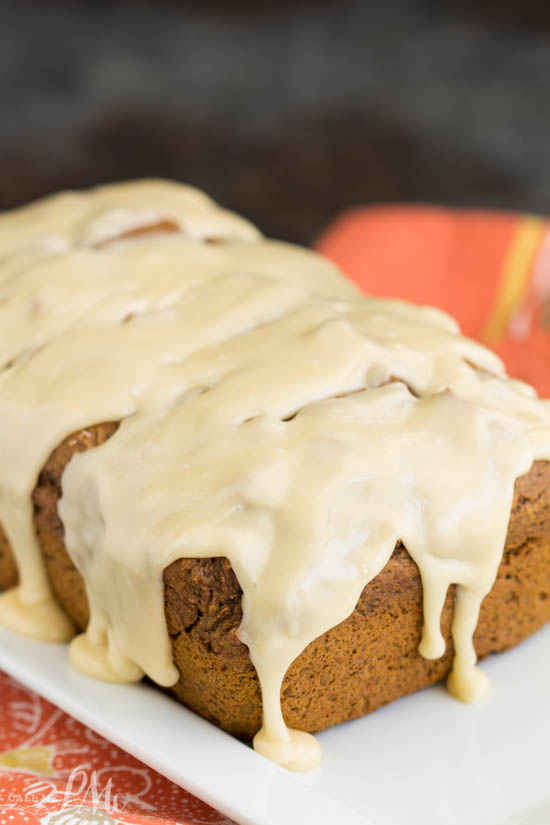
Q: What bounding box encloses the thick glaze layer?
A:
[1,180,550,769]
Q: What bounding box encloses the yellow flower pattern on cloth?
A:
[0,745,55,776]
[0,670,232,824]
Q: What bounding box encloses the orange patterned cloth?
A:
[0,672,234,824]
[317,206,550,397]
[1,204,549,822]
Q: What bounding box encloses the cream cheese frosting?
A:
[0,180,549,770]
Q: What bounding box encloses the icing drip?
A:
[0,180,549,771]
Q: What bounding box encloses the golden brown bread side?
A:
[0,526,17,592]
[1,424,550,739]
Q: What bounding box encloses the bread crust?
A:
[0,526,18,592]
[1,424,549,739]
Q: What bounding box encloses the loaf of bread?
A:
[1,180,549,770]
[0,432,549,738]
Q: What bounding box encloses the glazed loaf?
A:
[1,424,549,739]
[2,181,550,771]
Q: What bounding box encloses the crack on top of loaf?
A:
[79,206,246,251]
[88,221,235,250]
[90,217,181,249]
[1,344,45,374]
[277,377,420,424]
[463,358,499,379]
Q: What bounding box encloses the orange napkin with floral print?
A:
[1,203,549,825]
[0,671,235,824]
[317,206,550,397]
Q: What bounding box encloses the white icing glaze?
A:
[1,180,550,770]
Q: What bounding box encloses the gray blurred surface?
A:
[1,0,550,243]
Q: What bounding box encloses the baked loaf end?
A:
[1,424,549,739]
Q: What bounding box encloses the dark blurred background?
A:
[1,0,550,244]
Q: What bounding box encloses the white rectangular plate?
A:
[0,622,549,825]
